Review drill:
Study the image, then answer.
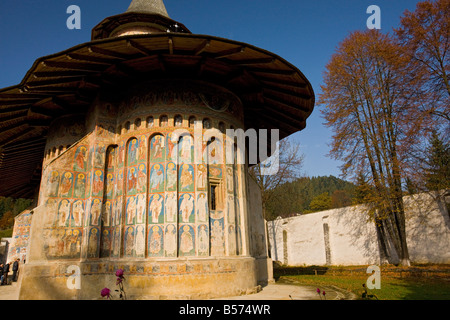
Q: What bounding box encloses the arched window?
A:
[134,118,141,130]
[174,115,183,127]
[188,116,196,129]
[159,115,168,128]
[146,116,154,128]
[203,118,211,129]
[218,122,225,133]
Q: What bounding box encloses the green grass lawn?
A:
[274,265,450,300]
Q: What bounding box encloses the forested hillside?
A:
[0,197,33,234]
[264,175,356,220]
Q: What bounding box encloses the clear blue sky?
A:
[0,0,422,180]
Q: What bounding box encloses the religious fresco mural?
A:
[37,98,245,261]
[7,211,32,263]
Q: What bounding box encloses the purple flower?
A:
[115,269,124,278]
[101,287,111,299]
[316,288,321,294]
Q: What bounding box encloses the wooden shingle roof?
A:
[0,12,314,199]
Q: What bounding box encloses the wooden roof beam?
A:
[26,76,83,88]
[230,57,275,66]
[0,145,45,156]
[213,46,245,59]
[0,154,44,164]
[264,85,312,101]
[0,111,28,122]
[28,106,60,118]
[0,120,27,134]
[247,67,296,75]
[257,76,309,89]
[0,127,35,147]
[114,62,141,78]
[32,70,98,78]
[264,93,312,114]
[127,39,153,56]
[168,37,174,55]
[66,52,119,65]
[27,118,51,128]
[0,99,39,106]
[42,60,108,72]
[88,45,131,60]
[2,137,46,150]
[194,40,211,56]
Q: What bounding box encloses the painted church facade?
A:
[0,0,314,300]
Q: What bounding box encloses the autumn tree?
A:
[249,137,304,220]
[319,30,416,266]
[331,189,352,209]
[0,211,14,230]
[308,192,332,213]
[395,0,450,126]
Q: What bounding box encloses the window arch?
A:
[159,115,168,128]
[134,118,142,130]
[188,116,196,129]
[124,121,131,133]
[203,118,211,129]
[174,115,183,127]
[146,116,154,128]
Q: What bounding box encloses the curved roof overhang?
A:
[0,32,315,198]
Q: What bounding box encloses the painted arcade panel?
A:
[39,114,244,260]
[7,212,32,262]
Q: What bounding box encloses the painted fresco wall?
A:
[36,80,248,263]
[7,210,32,263]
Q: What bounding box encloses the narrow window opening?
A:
[210,184,217,211]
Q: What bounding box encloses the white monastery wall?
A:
[268,191,450,266]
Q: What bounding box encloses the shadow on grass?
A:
[274,265,450,300]
[384,278,450,300]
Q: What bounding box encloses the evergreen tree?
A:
[424,131,450,191]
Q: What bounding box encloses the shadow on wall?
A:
[268,191,450,266]
[403,191,450,264]
[332,205,382,265]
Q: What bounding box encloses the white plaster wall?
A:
[404,192,450,264]
[326,206,380,265]
[268,192,450,266]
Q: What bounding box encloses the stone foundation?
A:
[19,256,260,300]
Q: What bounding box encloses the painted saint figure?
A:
[60,172,73,197]
[198,224,208,255]
[90,199,102,226]
[164,224,177,257]
[149,194,163,223]
[179,193,194,223]
[72,200,84,227]
[126,196,136,225]
[165,192,177,222]
[166,162,177,191]
[149,225,163,256]
[150,164,164,192]
[58,199,71,227]
[197,193,208,222]
[179,164,194,192]
[179,225,194,255]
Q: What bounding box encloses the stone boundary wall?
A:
[268,191,450,266]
